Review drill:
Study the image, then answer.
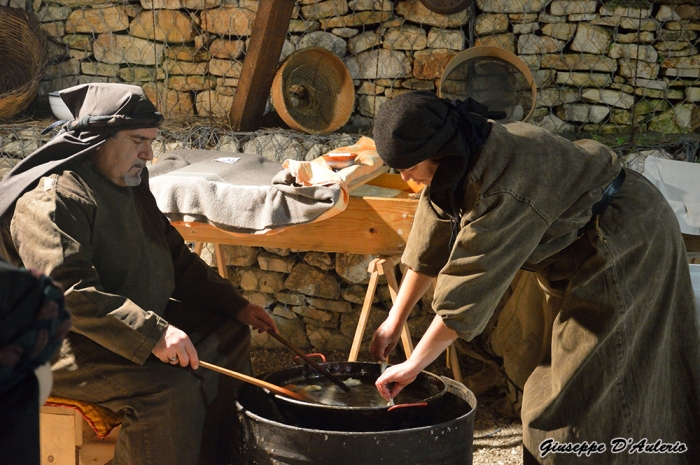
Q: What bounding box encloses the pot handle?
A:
[387,402,428,412]
[293,353,327,365]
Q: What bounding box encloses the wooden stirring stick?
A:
[267,330,351,392]
[199,360,312,403]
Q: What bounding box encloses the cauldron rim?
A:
[237,376,477,435]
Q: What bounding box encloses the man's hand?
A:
[236,303,278,334]
[370,316,403,361]
[152,324,199,369]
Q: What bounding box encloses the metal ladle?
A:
[267,330,350,392]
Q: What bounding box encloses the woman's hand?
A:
[152,324,198,369]
[375,314,459,401]
[236,303,278,334]
[370,267,434,361]
[370,316,403,361]
[375,360,420,401]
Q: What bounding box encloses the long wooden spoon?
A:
[199,360,312,403]
[267,330,350,392]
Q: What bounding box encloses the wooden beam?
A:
[229,0,296,131]
[348,258,382,362]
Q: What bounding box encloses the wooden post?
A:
[229,0,296,131]
[349,258,382,362]
[193,242,203,255]
[377,257,414,358]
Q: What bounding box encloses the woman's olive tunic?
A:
[404,121,700,463]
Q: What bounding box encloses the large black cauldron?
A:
[234,376,476,465]
[262,361,447,432]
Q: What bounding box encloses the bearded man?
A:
[0,83,277,465]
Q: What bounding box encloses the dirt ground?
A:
[250,348,523,465]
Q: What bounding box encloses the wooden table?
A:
[172,174,469,378]
[172,174,420,257]
[684,234,700,261]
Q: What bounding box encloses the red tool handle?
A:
[387,402,428,412]
[293,353,327,365]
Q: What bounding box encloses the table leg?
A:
[214,243,227,278]
[348,258,382,362]
[377,257,413,359]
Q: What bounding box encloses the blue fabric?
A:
[0,259,70,394]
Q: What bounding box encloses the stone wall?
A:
[197,244,435,351]
[1,0,699,136]
[2,0,700,351]
[476,0,700,135]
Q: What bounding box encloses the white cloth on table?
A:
[643,156,700,235]
[149,151,343,235]
[148,138,385,235]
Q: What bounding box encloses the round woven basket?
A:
[439,46,537,123]
[0,6,48,120]
[271,47,355,135]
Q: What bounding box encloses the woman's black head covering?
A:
[374,91,503,251]
[373,91,458,170]
[373,91,499,170]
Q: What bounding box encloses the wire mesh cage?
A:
[0,6,48,120]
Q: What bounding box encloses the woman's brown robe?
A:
[403,121,700,464]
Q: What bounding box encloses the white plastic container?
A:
[48,91,73,120]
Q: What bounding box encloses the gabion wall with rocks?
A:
[197,242,435,352]
[0,0,699,137]
[0,121,696,352]
[2,0,700,351]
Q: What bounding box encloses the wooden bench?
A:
[40,397,121,465]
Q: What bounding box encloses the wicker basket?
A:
[271,47,355,135]
[0,6,48,120]
[439,46,537,123]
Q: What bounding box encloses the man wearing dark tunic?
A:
[0,83,277,465]
[371,91,700,464]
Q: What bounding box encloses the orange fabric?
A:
[45,395,122,438]
[280,137,384,227]
[284,136,382,187]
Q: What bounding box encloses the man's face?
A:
[91,128,158,187]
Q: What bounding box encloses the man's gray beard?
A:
[123,171,143,186]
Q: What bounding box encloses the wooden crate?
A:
[40,406,117,465]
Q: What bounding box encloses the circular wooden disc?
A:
[271,47,355,135]
[419,0,473,15]
[438,45,537,121]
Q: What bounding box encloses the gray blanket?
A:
[149,150,342,235]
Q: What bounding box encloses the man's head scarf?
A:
[372,91,499,170]
[0,83,163,219]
